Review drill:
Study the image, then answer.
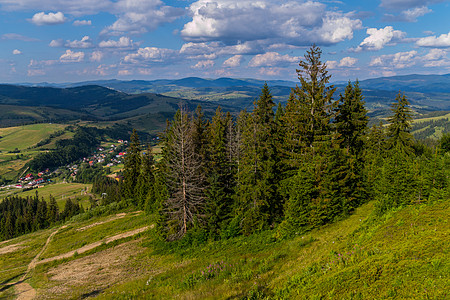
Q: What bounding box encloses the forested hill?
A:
[0,84,239,129]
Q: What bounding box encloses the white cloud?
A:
[248,52,298,67]
[65,36,93,49]
[223,55,243,67]
[30,11,66,25]
[369,50,418,69]
[60,50,85,62]
[338,57,358,67]
[326,60,338,69]
[99,36,135,48]
[102,0,184,35]
[49,39,64,47]
[73,20,91,26]
[353,26,406,52]
[192,60,215,69]
[422,49,449,67]
[13,49,21,55]
[423,48,447,60]
[90,51,104,62]
[416,32,450,47]
[326,57,357,69]
[123,47,178,64]
[181,0,361,46]
[28,59,57,67]
[383,6,431,22]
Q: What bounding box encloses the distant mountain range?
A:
[17,73,450,112]
[2,73,450,132]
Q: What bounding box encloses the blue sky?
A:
[0,0,449,83]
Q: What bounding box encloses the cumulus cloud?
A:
[384,6,432,22]
[380,0,444,10]
[326,57,358,69]
[13,49,22,55]
[338,56,358,67]
[248,52,298,67]
[352,26,406,52]
[30,11,66,25]
[65,36,93,49]
[123,47,178,64]
[102,0,184,35]
[223,55,243,67]
[73,20,91,26]
[421,49,449,67]
[369,50,418,69]
[99,36,136,48]
[90,51,104,62]
[60,50,85,62]
[192,60,215,69]
[181,0,361,46]
[416,32,450,47]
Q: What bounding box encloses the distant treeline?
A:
[28,126,100,171]
[0,193,83,241]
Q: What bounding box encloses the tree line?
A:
[0,192,83,240]
[106,45,450,242]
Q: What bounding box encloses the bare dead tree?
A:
[163,106,205,240]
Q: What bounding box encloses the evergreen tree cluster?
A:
[122,46,450,242]
[28,126,101,171]
[0,192,83,241]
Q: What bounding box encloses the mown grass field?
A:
[0,123,67,152]
[1,198,448,299]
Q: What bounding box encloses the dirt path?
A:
[19,225,67,282]
[37,226,150,265]
[15,282,36,300]
[3,225,66,300]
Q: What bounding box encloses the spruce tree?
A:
[236,83,279,235]
[387,92,414,153]
[205,106,234,238]
[137,144,155,211]
[122,129,142,206]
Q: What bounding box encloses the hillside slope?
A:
[0,199,447,299]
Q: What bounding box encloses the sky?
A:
[0,0,449,83]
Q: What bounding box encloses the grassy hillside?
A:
[0,123,67,152]
[1,198,448,299]
[0,124,72,182]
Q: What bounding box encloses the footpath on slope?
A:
[1,211,148,300]
[37,225,151,265]
[7,225,67,300]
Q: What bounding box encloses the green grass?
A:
[0,123,67,152]
[39,212,150,260]
[2,198,448,299]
